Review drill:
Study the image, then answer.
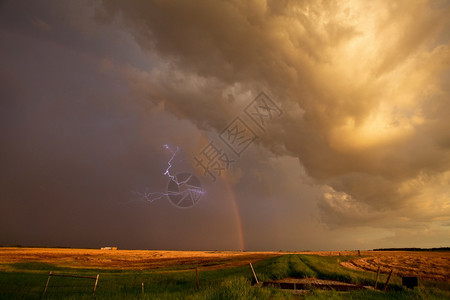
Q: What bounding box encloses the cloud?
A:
[0,0,448,250]
[100,0,450,230]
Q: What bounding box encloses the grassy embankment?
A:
[0,254,448,299]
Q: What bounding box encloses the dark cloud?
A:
[1,0,449,250]
[101,0,450,233]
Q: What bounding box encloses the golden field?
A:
[0,247,448,281]
[0,247,280,271]
[341,250,450,281]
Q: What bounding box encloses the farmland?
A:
[0,247,281,271]
[341,250,450,281]
[0,247,448,299]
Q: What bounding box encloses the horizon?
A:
[2,245,450,253]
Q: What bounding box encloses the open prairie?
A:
[1,248,448,280]
[1,248,449,299]
[0,247,281,271]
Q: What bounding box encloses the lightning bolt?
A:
[163,144,182,183]
[132,188,203,203]
[132,144,204,205]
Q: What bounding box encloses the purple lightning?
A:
[132,188,203,203]
[163,144,193,186]
[163,144,178,183]
[131,144,204,206]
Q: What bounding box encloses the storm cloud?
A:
[101,0,450,228]
[0,0,449,250]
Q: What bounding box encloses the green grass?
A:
[252,254,403,288]
[0,254,448,299]
[10,262,63,271]
[252,254,317,282]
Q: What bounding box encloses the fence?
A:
[42,271,99,296]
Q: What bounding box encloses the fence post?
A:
[374,266,380,289]
[43,271,52,297]
[195,266,199,290]
[249,263,259,284]
[92,274,99,296]
[383,270,393,292]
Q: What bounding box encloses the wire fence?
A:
[0,272,100,299]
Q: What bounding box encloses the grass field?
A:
[0,248,448,299]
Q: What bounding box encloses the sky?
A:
[0,0,449,251]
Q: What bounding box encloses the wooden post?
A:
[195,266,199,290]
[92,274,99,296]
[383,270,393,292]
[142,282,144,295]
[358,250,361,256]
[43,271,52,296]
[374,266,380,289]
[249,263,259,284]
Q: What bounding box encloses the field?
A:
[0,247,449,299]
[341,251,450,281]
[0,247,280,271]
